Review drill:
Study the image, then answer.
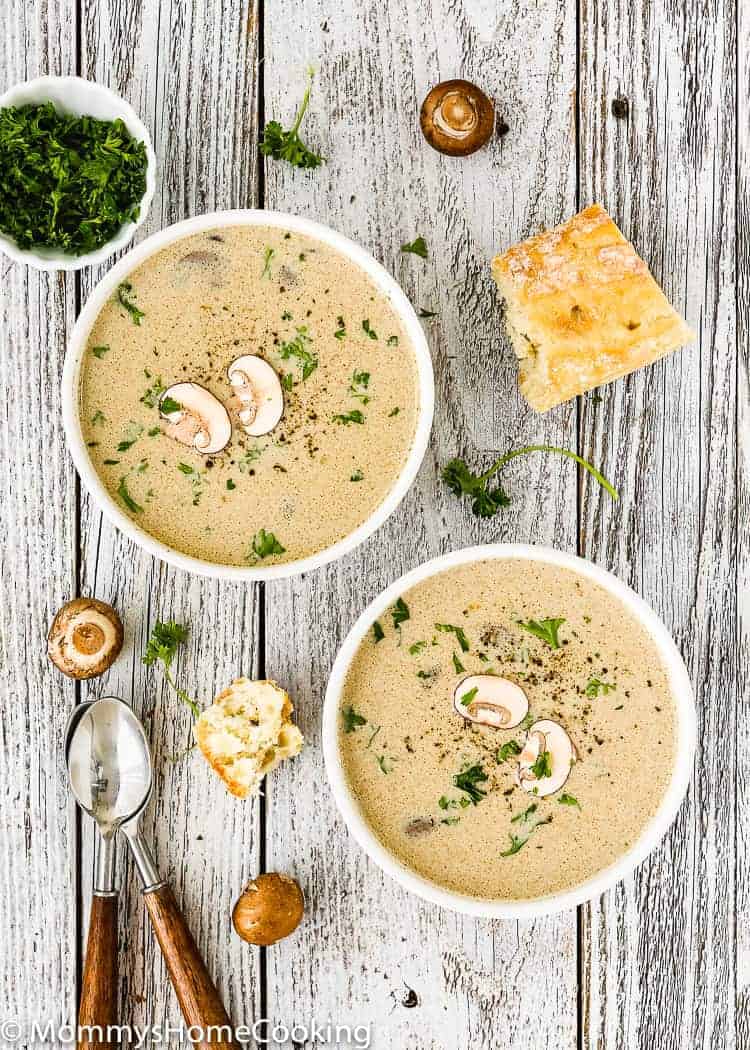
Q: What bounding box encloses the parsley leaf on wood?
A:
[442,445,618,519]
[401,236,428,258]
[259,69,324,170]
[518,617,566,649]
[142,621,200,718]
[0,102,148,256]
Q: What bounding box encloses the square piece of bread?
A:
[491,204,695,412]
[194,678,303,798]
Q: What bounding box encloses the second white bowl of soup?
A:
[63,211,434,579]
[323,545,696,918]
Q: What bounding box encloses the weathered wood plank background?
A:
[0,1,744,1047]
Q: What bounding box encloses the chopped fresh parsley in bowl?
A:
[0,75,155,270]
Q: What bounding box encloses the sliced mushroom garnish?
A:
[47,598,124,679]
[159,382,231,455]
[453,674,528,729]
[420,79,495,156]
[227,355,284,437]
[517,719,576,797]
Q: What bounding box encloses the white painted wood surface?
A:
[0,2,745,1048]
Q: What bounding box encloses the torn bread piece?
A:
[492,204,695,412]
[194,678,303,798]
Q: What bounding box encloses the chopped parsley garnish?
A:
[281,373,294,391]
[452,763,488,805]
[497,739,522,763]
[530,750,552,779]
[558,793,580,808]
[117,282,144,325]
[279,326,318,380]
[142,621,200,718]
[377,755,394,774]
[350,371,371,403]
[116,422,144,452]
[0,102,148,255]
[178,462,197,475]
[518,617,566,649]
[391,597,410,631]
[416,669,436,681]
[441,816,460,826]
[342,705,367,733]
[147,426,161,437]
[117,476,142,514]
[362,319,378,340]
[334,316,347,339]
[511,803,538,823]
[585,677,616,697]
[419,308,437,318]
[226,479,236,490]
[259,68,323,170]
[159,395,181,415]
[500,834,527,857]
[333,409,365,425]
[103,458,119,466]
[91,345,110,359]
[261,246,274,278]
[401,236,428,258]
[442,445,618,519]
[387,335,399,346]
[372,621,385,643]
[140,378,166,409]
[91,410,106,425]
[248,529,286,561]
[459,686,478,707]
[500,807,552,857]
[452,652,466,674]
[350,469,364,482]
[388,407,400,417]
[409,641,427,655]
[435,622,470,652]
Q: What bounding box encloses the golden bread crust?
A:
[492,204,695,411]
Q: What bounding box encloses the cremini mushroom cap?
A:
[47,597,124,679]
[453,674,528,729]
[420,79,495,156]
[517,719,576,797]
[227,355,284,437]
[159,382,231,455]
[232,872,304,946]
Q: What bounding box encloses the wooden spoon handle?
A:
[143,884,239,1049]
[78,893,118,1050]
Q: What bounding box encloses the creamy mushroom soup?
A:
[78,226,420,566]
[338,559,678,900]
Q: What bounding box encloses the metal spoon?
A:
[68,697,238,1050]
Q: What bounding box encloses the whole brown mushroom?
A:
[420,79,495,156]
[232,872,304,946]
[47,597,124,679]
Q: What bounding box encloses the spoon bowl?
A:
[66,696,153,837]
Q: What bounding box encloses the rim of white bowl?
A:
[323,543,696,918]
[0,75,156,271]
[62,209,435,580]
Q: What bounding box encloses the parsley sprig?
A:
[142,621,200,718]
[443,445,618,518]
[260,69,324,170]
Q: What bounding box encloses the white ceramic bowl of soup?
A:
[62,210,434,579]
[0,76,156,271]
[323,544,696,918]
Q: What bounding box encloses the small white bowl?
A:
[0,76,156,271]
[323,544,696,918]
[62,210,435,581]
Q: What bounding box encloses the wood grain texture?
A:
[76,0,262,1041]
[578,0,739,1047]
[736,1,749,1044]
[0,3,79,1046]
[78,894,119,1049]
[262,3,579,1046]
